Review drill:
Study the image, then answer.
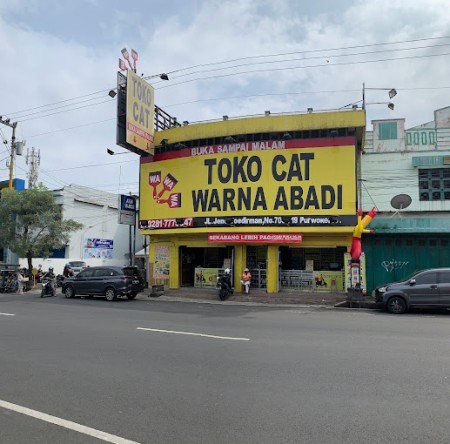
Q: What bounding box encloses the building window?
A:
[421,132,427,145]
[419,168,450,201]
[413,132,419,144]
[406,133,412,145]
[379,122,397,140]
[429,131,435,144]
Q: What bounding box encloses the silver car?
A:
[66,261,87,275]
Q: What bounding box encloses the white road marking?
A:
[0,399,140,444]
[137,327,250,341]
[0,312,15,316]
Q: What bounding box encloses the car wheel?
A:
[105,287,116,301]
[387,296,406,314]
[127,292,137,300]
[64,286,75,298]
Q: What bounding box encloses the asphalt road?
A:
[1,291,450,443]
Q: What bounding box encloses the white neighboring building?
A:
[20,184,145,275]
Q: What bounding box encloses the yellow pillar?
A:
[233,244,246,290]
[266,245,279,293]
[169,244,179,289]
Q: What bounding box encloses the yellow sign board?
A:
[126,70,155,152]
[140,145,356,229]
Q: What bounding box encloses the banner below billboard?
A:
[208,233,302,243]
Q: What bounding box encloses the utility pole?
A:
[0,117,18,190]
[26,147,40,188]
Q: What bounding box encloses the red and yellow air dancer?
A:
[350,207,377,260]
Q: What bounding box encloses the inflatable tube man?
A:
[350,207,377,260]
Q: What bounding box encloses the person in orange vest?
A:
[241,268,252,294]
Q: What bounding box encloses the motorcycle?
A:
[0,273,18,293]
[216,275,233,301]
[40,277,56,298]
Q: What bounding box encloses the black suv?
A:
[373,268,450,314]
[62,266,144,301]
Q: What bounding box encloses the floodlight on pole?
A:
[362,83,398,110]
[142,72,169,81]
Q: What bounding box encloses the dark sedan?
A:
[62,265,144,301]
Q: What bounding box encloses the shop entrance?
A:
[179,246,234,287]
[246,246,268,289]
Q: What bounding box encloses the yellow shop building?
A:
[139,110,366,293]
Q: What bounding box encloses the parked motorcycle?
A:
[40,277,56,298]
[0,273,18,293]
[216,273,233,301]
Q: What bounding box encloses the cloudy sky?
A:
[0,0,449,195]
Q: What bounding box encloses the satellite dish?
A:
[391,194,412,210]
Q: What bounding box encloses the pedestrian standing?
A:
[16,269,25,294]
[241,268,252,294]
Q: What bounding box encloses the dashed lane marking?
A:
[0,399,140,444]
[0,312,15,316]
[137,327,250,341]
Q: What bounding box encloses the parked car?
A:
[66,261,87,275]
[373,268,450,314]
[62,265,144,301]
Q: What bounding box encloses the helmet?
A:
[244,268,249,272]
[49,266,54,271]
[224,268,231,275]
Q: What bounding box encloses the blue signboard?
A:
[120,195,136,212]
[119,194,136,225]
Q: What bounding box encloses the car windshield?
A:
[402,269,426,281]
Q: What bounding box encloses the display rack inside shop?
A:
[249,268,266,289]
[280,270,314,291]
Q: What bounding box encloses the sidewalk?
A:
[10,285,376,308]
[145,286,377,308]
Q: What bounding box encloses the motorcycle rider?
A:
[42,266,56,297]
[217,268,233,300]
[63,263,74,278]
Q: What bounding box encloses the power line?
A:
[3,35,450,118]
[159,35,450,76]
[157,51,450,90]
[165,42,450,82]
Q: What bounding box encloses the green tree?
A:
[0,184,83,272]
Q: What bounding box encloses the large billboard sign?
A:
[83,238,114,259]
[139,141,357,230]
[126,70,155,152]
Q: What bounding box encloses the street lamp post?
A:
[362,83,397,110]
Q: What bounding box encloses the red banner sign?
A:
[208,233,302,243]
